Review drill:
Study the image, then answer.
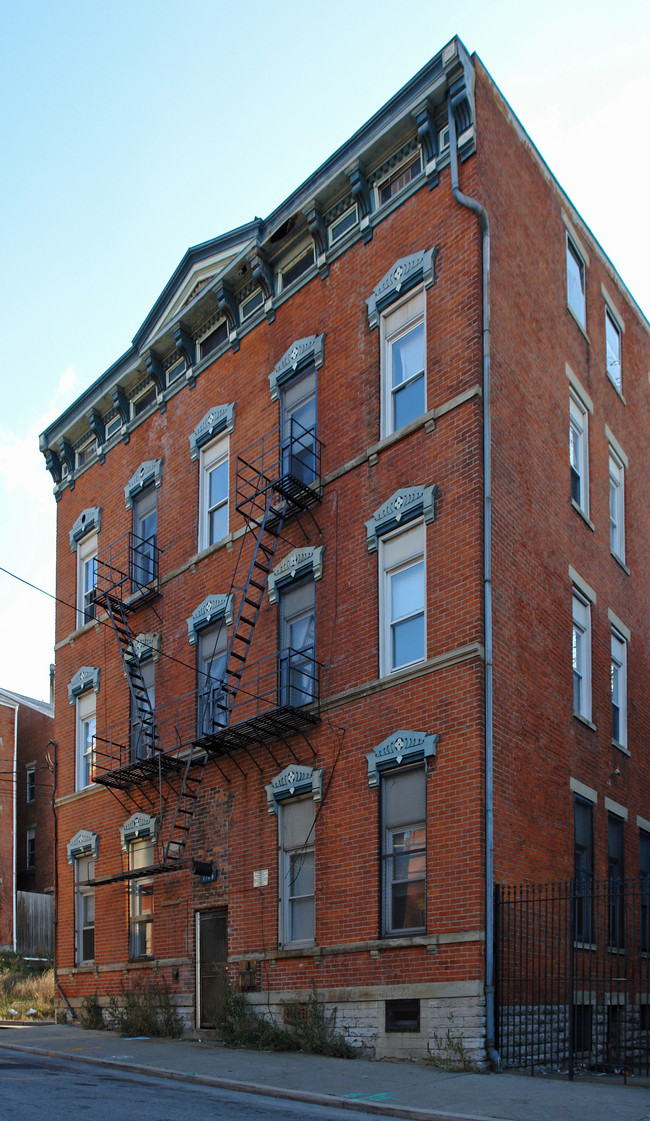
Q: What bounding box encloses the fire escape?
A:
[91,417,322,880]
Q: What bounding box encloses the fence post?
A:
[568,878,575,1081]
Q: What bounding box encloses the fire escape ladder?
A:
[163,746,207,864]
[101,593,159,757]
[220,487,284,719]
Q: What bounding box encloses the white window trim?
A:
[279,244,315,292]
[278,799,315,949]
[199,435,229,552]
[379,521,426,678]
[380,288,426,439]
[76,690,96,791]
[572,590,592,723]
[328,203,358,246]
[129,838,154,959]
[75,853,95,965]
[569,390,589,517]
[76,532,97,629]
[608,447,625,563]
[611,628,627,749]
[566,234,587,329]
[375,150,422,208]
[26,764,36,804]
[605,308,622,393]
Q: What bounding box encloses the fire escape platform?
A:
[195,703,320,757]
[93,749,187,792]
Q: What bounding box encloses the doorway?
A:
[196,908,227,1028]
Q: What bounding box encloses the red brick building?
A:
[0,687,54,954]
[40,39,650,1066]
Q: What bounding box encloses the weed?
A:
[106,978,183,1038]
[0,958,54,1021]
[213,982,355,1057]
[428,1013,470,1071]
[79,991,105,1031]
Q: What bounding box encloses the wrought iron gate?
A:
[495,880,650,1077]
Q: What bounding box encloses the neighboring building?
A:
[40,38,650,1068]
[0,686,55,954]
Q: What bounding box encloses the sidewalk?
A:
[1,1022,649,1121]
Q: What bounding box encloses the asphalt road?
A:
[0,1047,400,1121]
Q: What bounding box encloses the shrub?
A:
[283,988,356,1058]
[106,978,183,1038]
[0,959,54,1021]
[213,982,355,1058]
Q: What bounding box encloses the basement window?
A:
[385,998,420,1033]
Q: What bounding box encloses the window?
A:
[381,289,425,437]
[199,437,229,550]
[131,486,157,589]
[385,999,420,1032]
[380,522,425,676]
[611,630,627,748]
[240,289,264,321]
[377,153,421,206]
[167,356,186,383]
[608,814,625,949]
[329,205,358,246]
[609,450,625,561]
[76,689,96,789]
[132,381,157,418]
[76,438,97,468]
[200,321,228,361]
[77,532,97,627]
[130,656,155,762]
[381,766,426,936]
[280,246,314,290]
[605,310,622,391]
[574,796,594,943]
[572,592,591,721]
[105,412,122,439]
[279,798,315,946]
[26,765,35,804]
[640,831,650,953]
[279,581,316,707]
[129,838,154,958]
[26,827,35,870]
[569,392,589,514]
[566,237,586,327]
[280,368,317,488]
[75,854,95,964]
[197,622,228,734]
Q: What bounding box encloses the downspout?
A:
[447,96,500,1071]
[48,739,76,1021]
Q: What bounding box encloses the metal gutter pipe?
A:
[48,739,76,1021]
[11,701,19,953]
[447,96,499,1071]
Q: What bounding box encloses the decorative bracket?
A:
[87,409,105,451]
[42,443,62,486]
[248,250,275,322]
[144,351,166,408]
[366,485,436,552]
[366,729,438,788]
[348,162,373,243]
[366,249,436,330]
[304,202,329,277]
[173,324,195,388]
[269,334,325,401]
[412,101,439,188]
[60,438,76,481]
[68,666,101,704]
[265,764,323,814]
[189,403,235,460]
[215,280,240,352]
[112,386,130,442]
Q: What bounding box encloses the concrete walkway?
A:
[0,1022,649,1121]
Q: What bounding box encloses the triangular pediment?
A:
[133,222,261,352]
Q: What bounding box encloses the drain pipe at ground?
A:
[48,739,77,1022]
[447,96,500,1072]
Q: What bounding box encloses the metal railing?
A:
[95,530,160,604]
[236,419,322,518]
[496,879,650,1077]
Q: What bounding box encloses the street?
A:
[0,1047,398,1121]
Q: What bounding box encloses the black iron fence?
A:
[496,880,650,1077]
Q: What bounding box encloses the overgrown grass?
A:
[105,978,184,1038]
[213,983,356,1058]
[0,954,54,1021]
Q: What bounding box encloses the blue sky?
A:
[1,0,649,700]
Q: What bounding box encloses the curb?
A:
[0,1040,514,1121]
